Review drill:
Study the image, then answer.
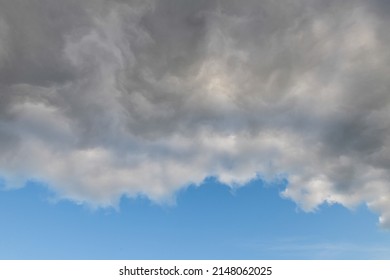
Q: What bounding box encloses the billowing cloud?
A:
[0,0,389,226]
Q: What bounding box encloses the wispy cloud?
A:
[243,237,390,259]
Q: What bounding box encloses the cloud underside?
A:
[0,0,390,226]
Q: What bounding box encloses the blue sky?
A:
[1,178,389,259]
[1,0,390,260]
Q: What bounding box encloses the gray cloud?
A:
[0,0,390,226]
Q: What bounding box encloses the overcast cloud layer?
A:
[0,0,390,226]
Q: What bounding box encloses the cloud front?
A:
[0,0,390,226]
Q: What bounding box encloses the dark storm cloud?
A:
[0,0,389,226]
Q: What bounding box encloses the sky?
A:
[0,0,390,259]
[1,177,390,259]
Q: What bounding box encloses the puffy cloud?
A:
[0,0,390,225]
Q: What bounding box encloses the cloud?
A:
[0,0,390,225]
[252,239,390,259]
